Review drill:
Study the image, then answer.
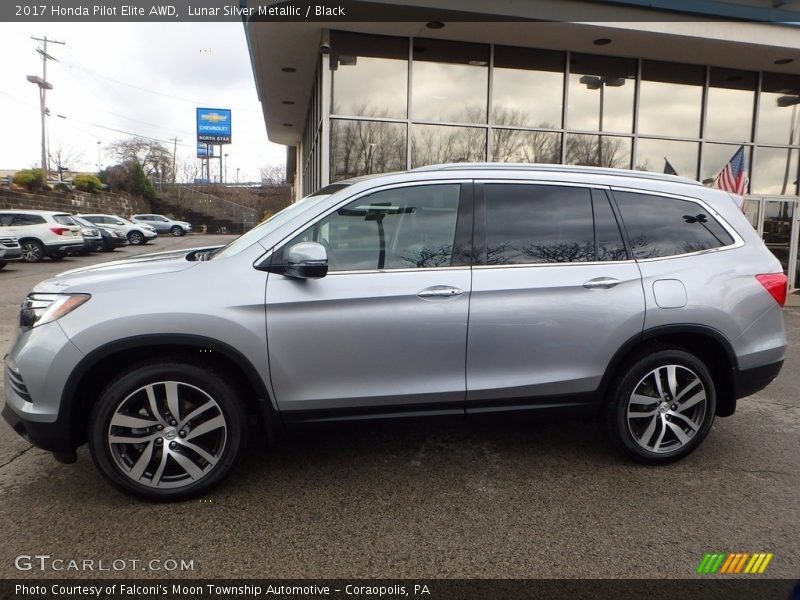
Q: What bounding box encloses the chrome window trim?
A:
[262,179,472,273]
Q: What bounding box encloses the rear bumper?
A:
[45,241,84,256]
[733,360,784,400]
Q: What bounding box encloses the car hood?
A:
[33,249,204,293]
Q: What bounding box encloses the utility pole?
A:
[170,137,180,184]
[28,36,64,177]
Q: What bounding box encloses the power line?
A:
[62,61,261,113]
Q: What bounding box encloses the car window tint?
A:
[283,184,462,271]
[614,191,734,258]
[0,214,14,226]
[485,184,594,264]
[593,191,628,261]
[14,214,46,226]
[54,215,77,226]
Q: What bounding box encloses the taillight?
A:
[49,227,69,235]
[756,273,788,307]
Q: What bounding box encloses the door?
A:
[466,182,645,412]
[266,182,473,416]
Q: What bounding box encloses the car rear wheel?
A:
[20,240,45,263]
[89,361,248,500]
[170,225,185,237]
[128,231,144,245]
[603,348,716,464]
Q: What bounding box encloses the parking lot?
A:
[0,236,798,579]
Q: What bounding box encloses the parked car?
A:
[0,228,22,270]
[131,214,192,236]
[0,210,84,262]
[3,164,788,500]
[73,216,128,252]
[72,221,104,255]
[78,214,157,246]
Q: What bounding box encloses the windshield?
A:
[211,185,348,260]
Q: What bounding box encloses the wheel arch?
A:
[62,334,277,448]
[599,324,738,417]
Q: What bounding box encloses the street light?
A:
[26,75,53,174]
[224,153,229,183]
[96,141,102,173]
[579,75,626,166]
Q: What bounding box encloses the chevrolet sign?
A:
[197,108,232,144]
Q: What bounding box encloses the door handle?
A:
[417,285,464,299]
[583,277,621,290]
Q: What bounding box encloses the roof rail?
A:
[410,162,703,186]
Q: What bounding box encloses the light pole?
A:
[236,167,240,185]
[777,95,800,195]
[579,75,625,167]
[224,153,229,183]
[27,36,64,177]
[96,141,101,173]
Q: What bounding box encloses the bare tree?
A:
[107,137,173,182]
[260,164,287,185]
[48,144,84,181]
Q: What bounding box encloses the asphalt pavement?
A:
[0,236,797,579]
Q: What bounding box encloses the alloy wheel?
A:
[107,381,228,489]
[626,364,707,454]
[21,241,42,262]
[129,231,143,245]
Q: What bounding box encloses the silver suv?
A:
[3,164,788,500]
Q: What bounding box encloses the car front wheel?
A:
[170,225,185,237]
[603,348,716,464]
[89,361,247,500]
[128,231,144,245]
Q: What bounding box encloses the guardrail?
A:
[155,183,258,230]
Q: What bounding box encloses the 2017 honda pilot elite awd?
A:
[3,164,788,500]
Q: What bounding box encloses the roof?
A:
[410,163,703,186]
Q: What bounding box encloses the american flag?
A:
[714,146,748,195]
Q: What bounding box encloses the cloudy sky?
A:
[0,22,285,181]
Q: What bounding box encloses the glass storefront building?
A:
[245,9,800,289]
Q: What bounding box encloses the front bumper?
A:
[3,322,86,454]
[0,247,22,260]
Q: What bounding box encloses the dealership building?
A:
[244,0,800,290]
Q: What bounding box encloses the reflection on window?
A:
[635,138,698,179]
[412,39,488,124]
[485,184,595,265]
[568,54,635,133]
[565,134,631,169]
[411,124,486,168]
[493,46,564,128]
[492,130,561,163]
[330,120,407,182]
[615,191,734,258]
[706,68,755,142]
[284,185,461,271]
[331,31,408,119]
[702,144,752,188]
[639,61,704,138]
[743,199,760,231]
[758,73,800,145]
[752,146,799,195]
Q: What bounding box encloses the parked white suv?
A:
[0,210,84,262]
[78,214,157,246]
[0,228,22,270]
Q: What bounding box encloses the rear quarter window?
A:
[53,214,77,226]
[613,191,734,259]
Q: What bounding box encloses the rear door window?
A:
[613,190,734,259]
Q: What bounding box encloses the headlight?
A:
[20,293,91,329]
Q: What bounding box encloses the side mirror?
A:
[284,241,328,279]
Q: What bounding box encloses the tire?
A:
[89,361,248,501]
[128,231,144,245]
[170,226,185,237]
[0,261,6,270]
[19,239,45,263]
[602,348,716,464]
[49,254,65,261]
